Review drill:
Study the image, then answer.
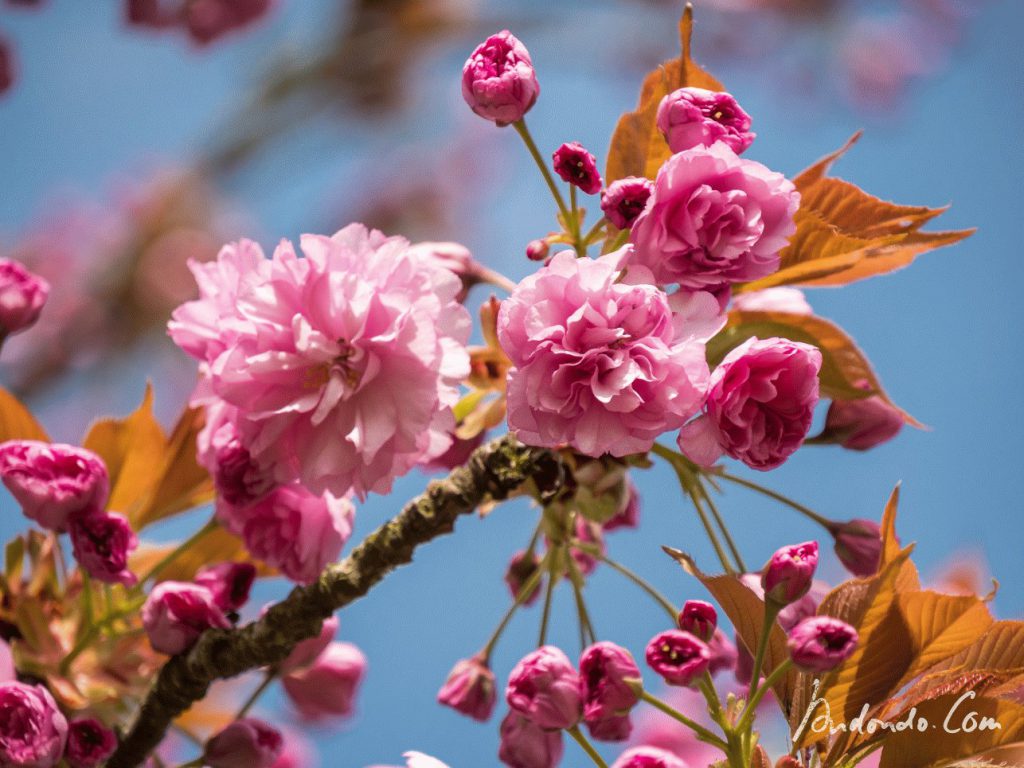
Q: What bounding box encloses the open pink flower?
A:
[0,441,109,532]
[461,31,539,126]
[65,718,117,768]
[787,616,858,672]
[645,631,710,687]
[0,258,49,337]
[629,143,798,290]
[553,142,602,195]
[498,249,719,457]
[678,336,821,470]
[601,178,654,231]
[0,682,67,768]
[223,484,354,585]
[68,510,138,586]
[656,87,755,155]
[170,225,471,500]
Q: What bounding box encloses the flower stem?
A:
[513,120,571,225]
[581,546,677,623]
[567,726,609,768]
[737,658,793,733]
[475,265,519,294]
[714,471,834,530]
[235,669,276,719]
[566,556,597,649]
[140,516,219,584]
[747,603,781,705]
[483,552,547,660]
[639,690,729,750]
[537,548,559,647]
[581,217,607,247]
[698,478,747,573]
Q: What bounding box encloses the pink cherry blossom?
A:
[0,258,49,336]
[656,87,755,155]
[461,31,539,126]
[0,682,68,767]
[65,717,117,768]
[68,510,138,586]
[552,142,602,195]
[170,224,471,500]
[498,249,719,457]
[787,616,858,672]
[629,144,799,290]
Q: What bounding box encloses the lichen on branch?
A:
[106,435,561,768]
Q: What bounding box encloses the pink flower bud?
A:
[204,718,283,768]
[282,642,366,720]
[732,287,812,315]
[0,682,67,768]
[677,600,717,641]
[832,519,883,577]
[504,550,542,606]
[644,630,710,687]
[68,510,138,586]
[437,654,496,722]
[525,239,550,262]
[498,712,563,768]
[0,259,49,336]
[505,645,582,730]
[571,517,604,576]
[706,628,737,677]
[65,717,117,768]
[579,642,641,740]
[600,177,653,231]
[822,387,903,451]
[611,746,688,768]
[0,640,13,682]
[787,616,858,673]
[552,142,602,195]
[461,31,539,126]
[279,614,338,673]
[197,405,275,509]
[677,337,821,471]
[0,38,13,96]
[0,441,109,532]
[762,541,819,606]
[408,241,485,303]
[142,582,231,655]
[602,480,640,532]
[656,87,755,155]
[194,562,257,612]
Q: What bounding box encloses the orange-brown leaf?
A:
[605,4,722,185]
[82,385,166,516]
[0,386,49,443]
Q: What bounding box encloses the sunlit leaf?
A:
[133,527,276,583]
[0,387,48,443]
[605,3,723,186]
[82,384,166,516]
[707,310,921,426]
[738,133,974,292]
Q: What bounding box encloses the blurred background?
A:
[0,0,1020,764]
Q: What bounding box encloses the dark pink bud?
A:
[461,30,539,126]
[761,541,819,606]
[610,746,688,768]
[0,682,67,766]
[505,645,582,730]
[126,0,176,27]
[65,717,117,768]
[734,630,754,686]
[282,642,366,720]
[185,0,272,45]
[706,628,737,676]
[437,654,496,722]
[602,480,640,532]
[198,410,275,509]
[552,142,602,195]
[644,630,710,687]
[504,550,542,606]
[194,562,256,612]
[787,616,858,673]
[579,642,641,740]
[571,517,604,576]
[600,177,653,231]
[832,519,883,577]
[656,87,755,154]
[0,38,13,96]
[279,614,338,673]
[0,440,108,532]
[525,239,550,261]
[142,581,231,655]
[498,711,563,768]
[822,388,903,451]
[204,718,283,768]
[69,510,138,586]
[0,259,49,335]
[677,600,717,641]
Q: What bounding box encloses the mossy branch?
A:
[106,435,561,768]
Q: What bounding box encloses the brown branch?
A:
[106,435,561,768]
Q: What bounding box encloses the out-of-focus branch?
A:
[106,435,561,768]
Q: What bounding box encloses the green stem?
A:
[581,217,607,246]
[747,603,781,705]
[483,553,547,659]
[567,726,609,768]
[698,479,748,573]
[584,547,677,623]
[140,517,219,584]
[639,690,729,750]
[714,471,834,530]
[235,669,276,719]
[737,659,793,733]
[62,601,145,673]
[537,549,559,647]
[78,571,94,642]
[566,556,597,648]
[698,673,727,731]
[513,120,571,225]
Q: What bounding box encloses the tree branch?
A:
[106,435,561,768]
